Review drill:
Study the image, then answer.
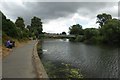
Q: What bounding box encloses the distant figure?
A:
[6,40,13,49]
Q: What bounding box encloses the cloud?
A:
[1,0,119,2]
[43,19,69,33]
[0,2,118,33]
[0,2,117,22]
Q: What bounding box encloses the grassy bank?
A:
[41,60,84,78]
[37,40,43,57]
[2,34,30,58]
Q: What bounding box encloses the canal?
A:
[40,39,119,78]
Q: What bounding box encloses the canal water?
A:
[40,39,119,78]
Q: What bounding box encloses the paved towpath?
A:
[3,40,37,78]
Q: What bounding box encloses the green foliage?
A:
[69,24,84,42]
[96,13,120,45]
[63,63,83,78]
[42,61,83,78]
[27,25,31,30]
[30,16,43,39]
[62,31,66,35]
[2,12,43,41]
[69,13,120,46]
[83,28,99,43]
[69,37,76,42]
[99,19,120,45]
[37,40,43,56]
[2,12,30,41]
[2,14,20,38]
[2,12,44,42]
[75,35,84,42]
[2,32,12,44]
[96,13,112,27]
[69,24,83,35]
[15,17,25,30]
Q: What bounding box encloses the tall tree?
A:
[96,13,112,27]
[31,16,43,38]
[15,17,25,30]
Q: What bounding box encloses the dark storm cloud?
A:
[0,2,117,25]
[118,2,120,19]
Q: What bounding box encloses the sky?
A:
[0,0,119,34]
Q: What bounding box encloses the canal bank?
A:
[33,40,48,79]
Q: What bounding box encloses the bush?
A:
[75,35,84,42]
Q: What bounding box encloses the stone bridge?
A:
[44,34,76,38]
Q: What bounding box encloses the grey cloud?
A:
[0,2,117,25]
[7,0,119,2]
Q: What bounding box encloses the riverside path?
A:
[2,40,37,78]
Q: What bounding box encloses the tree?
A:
[99,19,120,45]
[62,32,66,35]
[96,13,112,27]
[69,24,83,35]
[15,17,25,30]
[2,13,30,40]
[2,13,20,38]
[15,17,30,39]
[83,28,100,43]
[26,25,31,31]
[84,28,99,40]
[31,16,43,38]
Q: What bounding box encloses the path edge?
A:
[32,40,49,79]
